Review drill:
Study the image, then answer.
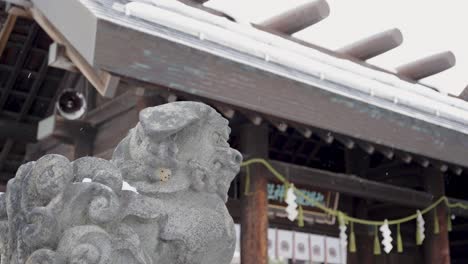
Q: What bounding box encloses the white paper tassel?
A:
[337,213,347,249]
[380,220,393,253]
[285,184,298,221]
[416,210,425,245]
[339,225,347,249]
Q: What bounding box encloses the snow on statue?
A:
[0,102,242,264]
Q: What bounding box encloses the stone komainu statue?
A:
[0,102,242,264]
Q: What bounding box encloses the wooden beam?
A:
[451,167,463,176]
[240,111,262,126]
[415,157,430,168]
[37,115,96,143]
[295,126,312,138]
[270,160,434,208]
[447,197,468,218]
[257,0,330,35]
[335,135,355,149]
[30,8,119,98]
[240,124,269,264]
[7,6,31,18]
[85,90,138,126]
[267,118,288,132]
[396,51,456,81]
[214,104,235,119]
[0,140,14,172]
[160,92,178,103]
[378,147,394,160]
[423,169,450,264]
[0,119,37,142]
[315,130,334,144]
[357,142,375,155]
[36,114,96,160]
[0,12,18,56]
[398,152,413,164]
[337,28,403,61]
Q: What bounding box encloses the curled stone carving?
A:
[1,102,241,264]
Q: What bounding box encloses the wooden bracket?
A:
[267,118,288,132]
[295,126,312,138]
[213,104,235,119]
[335,136,355,149]
[357,142,375,155]
[30,8,119,98]
[48,42,78,72]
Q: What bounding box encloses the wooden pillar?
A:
[423,169,450,264]
[345,148,374,264]
[73,124,96,159]
[240,124,269,264]
[73,137,94,159]
[135,89,160,110]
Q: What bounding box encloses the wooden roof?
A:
[24,0,468,169]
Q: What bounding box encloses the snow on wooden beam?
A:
[240,111,262,126]
[452,167,463,176]
[295,126,312,138]
[214,104,235,119]
[440,164,449,172]
[378,147,394,160]
[337,28,403,61]
[315,130,334,144]
[358,142,375,154]
[257,0,330,35]
[161,93,178,103]
[396,51,456,81]
[267,118,288,132]
[335,136,355,149]
[399,152,413,164]
[415,157,430,168]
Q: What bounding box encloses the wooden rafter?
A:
[0,12,17,56]
[257,0,330,35]
[337,28,403,61]
[396,51,456,81]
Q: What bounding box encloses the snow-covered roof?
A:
[29,0,468,167]
[103,0,468,131]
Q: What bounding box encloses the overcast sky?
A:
[206,0,468,95]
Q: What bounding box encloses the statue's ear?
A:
[139,103,200,142]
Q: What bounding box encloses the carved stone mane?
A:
[0,102,242,264]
